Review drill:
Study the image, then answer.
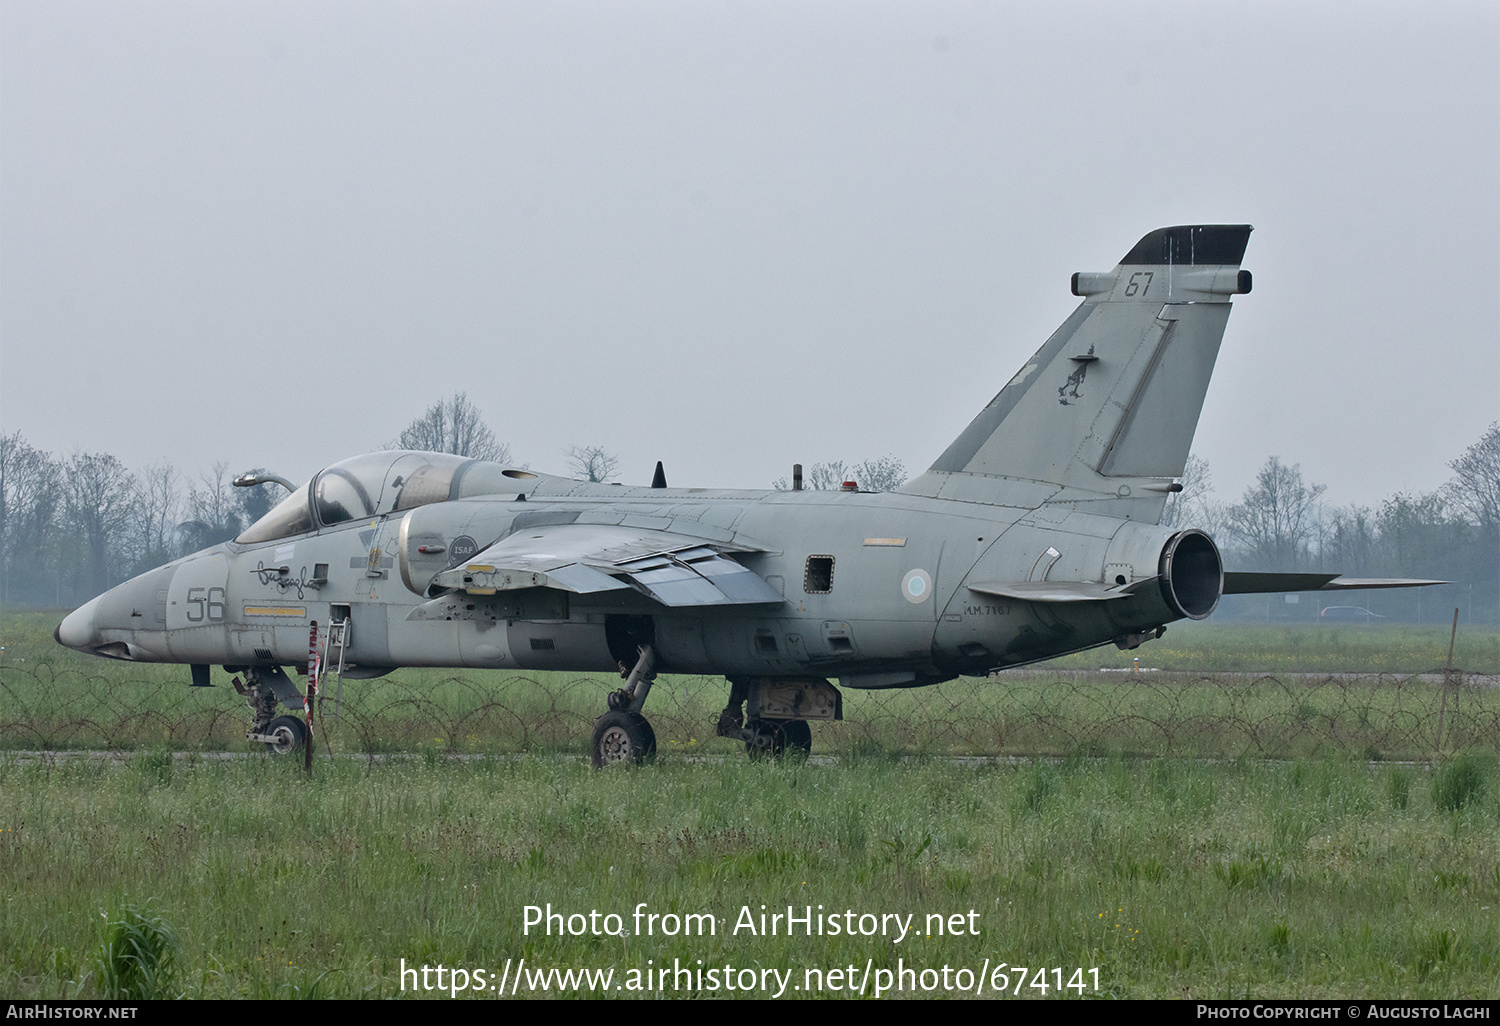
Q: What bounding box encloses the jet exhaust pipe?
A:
[1157,530,1223,620]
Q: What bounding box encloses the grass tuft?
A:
[1433,754,1491,812]
[1387,767,1412,810]
[98,901,181,1000]
[1415,929,1459,978]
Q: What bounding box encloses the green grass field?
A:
[1,753,1496,999]
[1044,617,1499,675]
[2,608,1497,999]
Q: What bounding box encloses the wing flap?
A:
[429,523,781,607]
[685,553,787,604]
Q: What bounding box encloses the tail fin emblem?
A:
[1058,345,1095,405]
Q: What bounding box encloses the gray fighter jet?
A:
[55,226,1438,764]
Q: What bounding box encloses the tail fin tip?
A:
[1119,224,1254,267]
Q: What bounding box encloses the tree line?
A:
[1163,426,1498,623]
[2,396,1495,622]
[0,436,281,606]
[0,393,625,607]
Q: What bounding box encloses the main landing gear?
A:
[588,653,843,766]
[715,677,841,761]
[232,666,308,755]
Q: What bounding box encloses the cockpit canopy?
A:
[236,451,533,545]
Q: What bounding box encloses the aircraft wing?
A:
[1221,572,1448,594]
[426,524,784,607]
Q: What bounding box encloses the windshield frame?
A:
[234,451,482,545]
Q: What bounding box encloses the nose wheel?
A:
[591,710,656,767]
[262,715,308,755]
[591,644,659,767]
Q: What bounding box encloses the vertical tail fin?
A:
[901,225,1252,520]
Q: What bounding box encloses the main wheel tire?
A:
[745,718,812,761]
[264,714,308,755]
[591,710,656,768]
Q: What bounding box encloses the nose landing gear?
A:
[591,644,659,767]
[233,666,308,755]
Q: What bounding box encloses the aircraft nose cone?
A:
[57,597,101,652]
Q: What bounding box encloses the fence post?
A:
[1434,608,1458,759]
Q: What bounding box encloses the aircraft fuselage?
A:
[57,474,1208,689]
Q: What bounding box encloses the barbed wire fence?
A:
[2,663,1496,761]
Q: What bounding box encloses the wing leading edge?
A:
[425,523,783,607]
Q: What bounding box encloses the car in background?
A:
[1320,605,1386,623]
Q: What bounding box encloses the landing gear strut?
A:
[592,644,658,767]
[233,666,308,755]
[716,677,840,760]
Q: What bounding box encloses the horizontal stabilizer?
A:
[1316,577,1450,591]
[1223,572,1448,594]
[1222,572,1338,594]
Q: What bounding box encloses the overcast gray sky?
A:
[2,1,1496,510]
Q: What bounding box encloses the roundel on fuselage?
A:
[902,568,933,604]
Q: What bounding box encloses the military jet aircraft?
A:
[56,225,1438,765]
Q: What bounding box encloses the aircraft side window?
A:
[315,468,374,526]
[394,459,468,511]
[804,555,835,594]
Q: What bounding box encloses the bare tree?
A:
[393,393,510,463]
[804,461,848,491]
[1376,491,1464,579]
[773,461,844,490]
[1318,504,1378,577]
[850,455,907,492]
[179,462,244,551]
[135,462,181,571]
[0,432,62,603]
[773,457,906,491]
[565,445,620,483]
[1445,421,1500,534]
[1226,456,1327,569]
[62,451,139,595]
[1161,453,1213,528]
